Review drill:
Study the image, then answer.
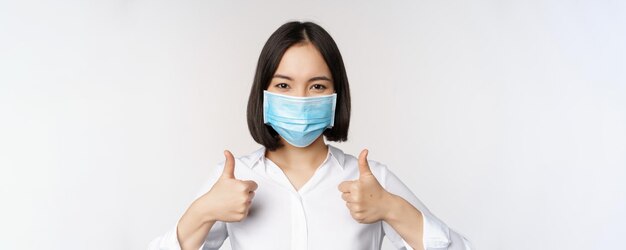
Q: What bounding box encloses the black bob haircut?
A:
[247,21,351,151]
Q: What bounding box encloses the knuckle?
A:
[351,212,363,221]
[237,206,247,214]
[242,181,258,192]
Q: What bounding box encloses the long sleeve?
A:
[148,163,230,250]
[147,219,228,250]
[378,163,473,250]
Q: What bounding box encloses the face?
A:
[267,42,335,97]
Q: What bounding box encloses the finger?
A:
[245,191,255,204]
[341,192,354,202]
[221,150,236,179]
[358,149,373,177]
[345,201,355,210]
[338,181,354,193]
[242,180,258,192]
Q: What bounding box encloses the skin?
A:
[177,42,425,250]
[264,42,336,190]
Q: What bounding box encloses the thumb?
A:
[358,149,372,177]
[220,150,236,179]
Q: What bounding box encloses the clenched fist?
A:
[338,149,395,224]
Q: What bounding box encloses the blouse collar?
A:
[240,144,346,171]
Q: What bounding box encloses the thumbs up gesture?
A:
[338,149,395,224]
[193,150,258,223]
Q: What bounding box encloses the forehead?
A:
[274,42,332,79]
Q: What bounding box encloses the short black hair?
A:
[247,21,351,151]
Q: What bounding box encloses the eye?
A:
[275,83,289,89]
[311,84,327,90]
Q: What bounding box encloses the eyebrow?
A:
[273,74,332,82]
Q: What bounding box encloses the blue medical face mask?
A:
[263,90,337,148]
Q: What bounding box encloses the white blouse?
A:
[149,144,472,250]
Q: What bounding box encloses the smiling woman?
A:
[261,42,338,148]
[246,22,352,152]
[148,21,472,250]
[268,43,335,95]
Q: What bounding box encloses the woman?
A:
[150,21,472,250]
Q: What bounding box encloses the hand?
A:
[338,149,395,224]
[192,150,258,223]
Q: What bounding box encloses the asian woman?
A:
[149,21,471,250]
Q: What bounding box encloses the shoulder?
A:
[210,147,265,170]
[235,147,265,168]
[203,147,265,180]
[344,152,389,172]
[333,145,391,181]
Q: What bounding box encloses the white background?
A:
[1,0,625,249]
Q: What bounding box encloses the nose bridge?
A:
[295,82,308,97]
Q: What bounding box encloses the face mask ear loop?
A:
[329,93,337,128]
[263,91,268,124]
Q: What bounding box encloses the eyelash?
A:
[276,83,289,89]
[312,84,327,90]
[275,83,327,90]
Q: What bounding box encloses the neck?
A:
[265,136,329,171]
